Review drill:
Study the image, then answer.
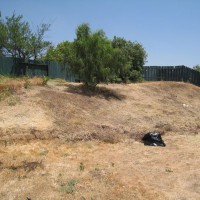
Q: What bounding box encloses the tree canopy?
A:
[71,23,114,87]
[0,12,51,61]
[46,23,147,86]
[193,64,200,72]
[46,41,73,63]
[112,36,147,82]
[0,11,148,86]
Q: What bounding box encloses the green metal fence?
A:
[1,57,200,86]
[0,57,14,75]
[0,57,48,77]
[0,57,76,82]
[48,61,77,82]
[143,66,200,86]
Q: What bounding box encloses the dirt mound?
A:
[1,81,200,200]
[1,81,200,143]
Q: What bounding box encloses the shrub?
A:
[42,76,51,85]
[130,70,143,82]
[60,178,79,194]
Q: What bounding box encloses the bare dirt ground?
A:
[0,80,200,200]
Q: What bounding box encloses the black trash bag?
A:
[142,132,166,147]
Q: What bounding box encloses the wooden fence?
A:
[143,66,200,86]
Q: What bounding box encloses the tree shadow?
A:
[65,84,126,100]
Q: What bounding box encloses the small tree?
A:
[70,23,114,87]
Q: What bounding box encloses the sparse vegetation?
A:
[79,162,85,171]
[60,178,79,194]
[0,88,12,101]
[24,78,32,89]
[0,81,200,200]
[165,168,173,173]
[39,150,49,156]
[42,76,51,86]
[7,95,20,106]
[0,76,48,101]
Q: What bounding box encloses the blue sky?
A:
[0,0,199,67]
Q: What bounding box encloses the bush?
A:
[24,79,32,89]
[60,178,79,194]
[42,76,51,85]
[130,70,143,82]
[109,75,122,83]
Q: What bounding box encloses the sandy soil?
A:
[0,80,200,200]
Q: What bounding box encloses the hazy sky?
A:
[0,0,200,67]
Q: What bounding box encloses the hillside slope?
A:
[0,81,200,200]
[0,81,200,142]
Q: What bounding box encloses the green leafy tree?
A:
[193,64,200,72]
[112,36,147,82]
[30,23,51,60]
[70,23,114,87]
[109,48,131,83]
[111,37,132,82]
[0,12,51,61]
[45,23,147,85]
[46,41,73,63]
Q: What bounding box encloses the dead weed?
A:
[0,160,43,172]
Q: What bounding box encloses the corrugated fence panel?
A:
[0,57,77,81]
[48,61,76,82]
[0,57,14,75]
[143,66,200,86]
[0,57,49,77]
[65,64,77,82]
[26,64,48,77]
[48,61,65,79]
[143,66,160,81]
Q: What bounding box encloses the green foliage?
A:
[46,41,73,63]
[112,36,147,82]
[60,178,79,194]
[109,75,123,83]
[193,64,200,72]
[0,12,51,61]
[24,78,31,89]
[45,23,147,85]
[130,70,143,82]
[42,76,51,85]
[70,23,113,87]
[109,47,132,83]
[0,88,11,101]
[7,95,20,106]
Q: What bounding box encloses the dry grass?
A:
[0,76,44,101]
[0,135,200,200]
[0,80,200,199]
[0,76,44,90]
